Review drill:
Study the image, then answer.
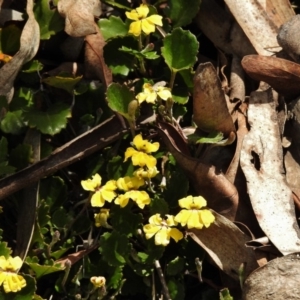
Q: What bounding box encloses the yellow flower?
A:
[174,196,215,229]
[126,4,163,36]
[124,134,159,168]
[81,174,117,207]
[115,176,151,208]
[134,166,159,179]
[90,276,106,288]
[0,256,26,293]
[143,214,183,246]
[136,83,172,104]
[94,209,111,228]
[117,176,144,191]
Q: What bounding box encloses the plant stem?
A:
[138,35,147,75]
[169,69,177,90]
[154,260,171,300]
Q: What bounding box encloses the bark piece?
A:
[242,55,300,99]
[243,253,300,300]
[240,86,300,255]
[188,211,258,281]
[193,62,236,138]
[224,0,281,56]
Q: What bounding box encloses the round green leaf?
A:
[167,0,201,28]
[42,75,82,94]
[106,83,134,118]
[0,111,25,134]
[161,28,199,72]
[23,103,71,136]
[99,16,129,41]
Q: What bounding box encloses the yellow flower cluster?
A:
[126,4,162,37]
[143,196,215,246]
[0,256,26,293]
[136,83,172,104]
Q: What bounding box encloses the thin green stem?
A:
[169,69,177,90]
[138,35,147,75]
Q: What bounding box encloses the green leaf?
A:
[0,241,11,258]
[37,200,50,228]
[0,162,16,176]
[0,274,36,300]
[219,288,234,300]
[26,258,64,279]
[51,207,73,229]
[161,28,199,72]
[149,196,169,216]
[10,88,34,111]
[0,25,21,55]
[9,144,33,170]
[99,16,129,41]
[100,0,131,10]
[104,36,138,76]
[167,279,185,300]
[167,0,201,27]
[34,0,64,40]
[172,85,189,104]
[167,256,185,275]
[110,205,143,237]
[188,132,224,144]
[0,111,25,134]
[106,83,134,118]
[23,103,71,135]
[107,155,134,180]
[99,231,131,267]
[22,60,43,73]
[42,74,82,94]
[120,46,160,60]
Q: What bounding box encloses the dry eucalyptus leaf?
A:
[57,0,101,37]
[243,253,300,300]
[277,15,300,63]
[193,62,236,138]
[188,211,258,281]
[0,0,39,100]
[224,0,281,56]
[240,86,300,255]
[242,55,300,98]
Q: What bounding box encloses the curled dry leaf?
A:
[57,0,101,37]
[240,86,300,255]
[188,211,258,281]
[0,0,39,100]
[224,0,281,56]
[157,121,238,220]
[242,55,300,99]
[243,253,300,300]
[193,62,236,139]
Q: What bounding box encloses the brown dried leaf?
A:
[188,211,258,281]
[85,25,112,88]
[240,86,300,255]
[242,55,300,98]
[57,0,101,37]
[157,121,238,220]
[0,0,39,100]
[193,62,236,138]
[243,253,300,300]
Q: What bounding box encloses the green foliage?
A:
[99,16,129,41]
[167,0,202,27]
[0,25,21,54]
[162,28,199,72]
[42,74,82,94]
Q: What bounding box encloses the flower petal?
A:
[199,209,215,227]
[178,195,194,209]
[187,211,203,229]
[143,223,161,239]
[136,4,149,18]
[81,173,101,191]
[175,209,192,226]
[193,196,207,209]
[146,14,163,26]
[127,190,151,209]
[128,20,142,36]
[124,147,138,162]
[154,227,170,246]
[157,87,172,100]
[169,228,184,242]
[91,191,106,207]
[101,189,117,202]
[125,10,140,21]
[148,214,163,225]
[115,194,130,208]
[141,19,156,35]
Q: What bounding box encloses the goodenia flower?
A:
[90,276,106,288]
[124,134,159,168]
[94,209,111,228]
[136,83,172,104]
[134,166,159,179]
[115,176,151,208]
[143,214,183,246]
[175,196,215,229]
[81,174,117,207]
[0,256,26,293]
[126,4,162,36]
